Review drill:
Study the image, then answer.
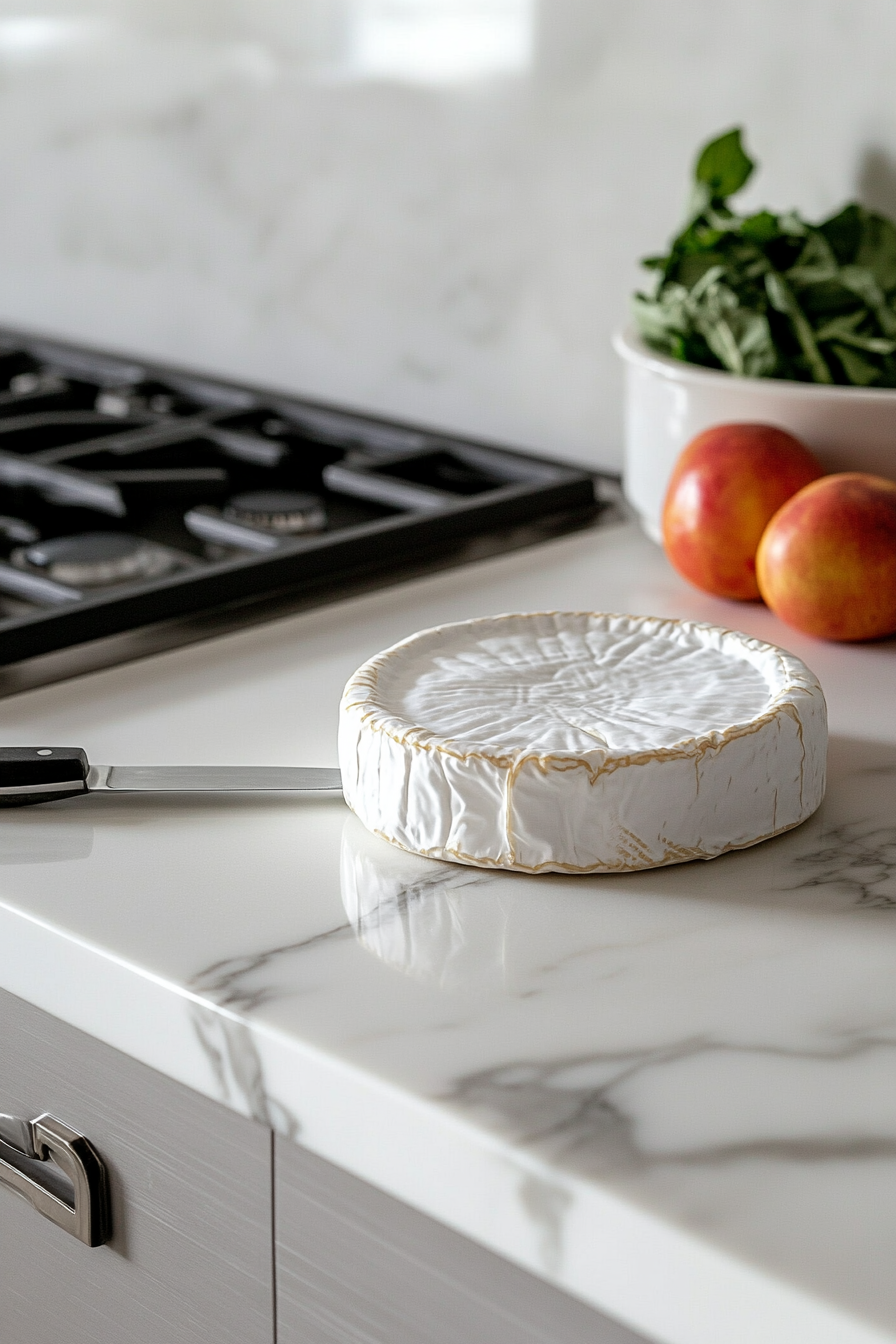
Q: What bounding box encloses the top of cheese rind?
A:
[340,611,822,767]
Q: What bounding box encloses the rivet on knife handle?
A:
[0,747,89,807]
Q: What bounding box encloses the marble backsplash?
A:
[0,0,894,469]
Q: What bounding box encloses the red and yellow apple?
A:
[757,472,896,641]
[662,423,824,600]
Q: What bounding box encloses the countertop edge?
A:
[0,895,888,1344]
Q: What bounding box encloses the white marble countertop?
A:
[0,516,894,1344]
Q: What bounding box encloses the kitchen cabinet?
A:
[0,987,273,1344]
[1,988,645,1344]
[274,1134,645,1344]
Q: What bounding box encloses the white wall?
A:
[0,0,893,468]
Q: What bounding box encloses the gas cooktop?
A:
[0,327,606,691]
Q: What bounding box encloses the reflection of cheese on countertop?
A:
[339,612,827,874]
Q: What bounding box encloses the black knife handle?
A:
[0,748,89,807]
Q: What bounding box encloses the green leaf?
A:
[740,210,779,244]
[694,128,754,202]
[841,332,896,354]
[855,211,896,292]
[839,265,896,336]
[798,279,865,318]
[765,271,834,383]
[778,211,809,237]
[814,314,896,354]
[830,343,882,385]
[689,264,728,302]
[737,312,777,377]
[819,204,863,264]
[631,292,687,351]
[785,229,838,287]
[705,308,775,378]
[739,254,773,282]
[675,252,726,288]
[685,180,713,222]
[838,264,884,304]
[672,217,725,256]
[813,310,864,339]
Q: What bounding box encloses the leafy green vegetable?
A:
[694,127,755,202]
[633,128,896,386]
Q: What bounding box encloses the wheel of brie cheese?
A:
[338,612,827,874]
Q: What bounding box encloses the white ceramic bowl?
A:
[614,328,896,542]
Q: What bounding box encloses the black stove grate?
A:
[0,327,604,687]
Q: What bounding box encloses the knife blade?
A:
[0,747,343,807]
[87,764,343,794]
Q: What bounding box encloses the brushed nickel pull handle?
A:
[0,1112,110,1246]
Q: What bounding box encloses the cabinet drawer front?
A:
[275,1137,646,1344]
[0,987,273,1344]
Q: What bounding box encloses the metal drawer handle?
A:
[0,1112,110,1246]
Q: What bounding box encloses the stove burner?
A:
[0,324,598,679]
[222,490,327,535]
[9,371,67,397]
[95,382,197,419]
[12,533,182,588]
[0,516,39,546]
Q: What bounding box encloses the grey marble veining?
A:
[789,822,896,909]
[165,734,896,1336]
[189,924,357,1135]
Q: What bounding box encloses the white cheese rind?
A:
[338,612,827,874]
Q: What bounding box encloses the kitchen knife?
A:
[0,748,343,807]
